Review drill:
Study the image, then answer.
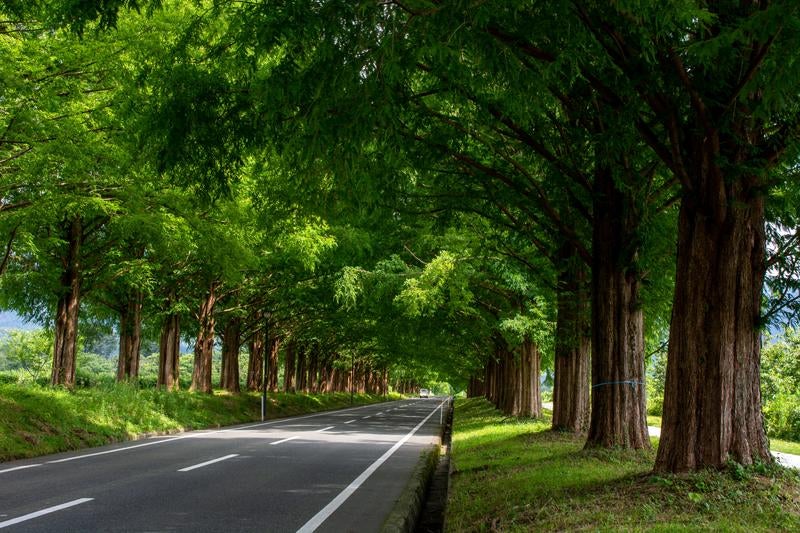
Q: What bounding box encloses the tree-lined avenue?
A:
[0,398,445,532]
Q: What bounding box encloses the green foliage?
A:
[764,393,800,442]
[0,329,52,382]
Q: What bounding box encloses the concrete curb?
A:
[381,445,441,533]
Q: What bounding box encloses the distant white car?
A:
[419,388,430,398]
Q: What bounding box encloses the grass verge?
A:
[647,415,800,456]
[446,398,800,532]
[0,383,399,462]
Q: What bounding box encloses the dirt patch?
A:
[17,431,40,446]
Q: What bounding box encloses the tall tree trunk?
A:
[220,317,242,393]
[284,339,296,392]
[586,167,649,449]
[246,327,265,392]
[308,345,319,393]
[552,248,591,432]
[158,311,181,390]
[52,217,82,388]
[190,282,218,394]
[655,173,769,471]
[296,344,308,392]
[267,335,280,392]
[117,291,143,382]
[518,337,542,417]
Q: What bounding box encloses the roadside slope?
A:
[446,398,800,532]
[0,383,397,461]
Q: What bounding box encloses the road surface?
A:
[0,397,446,532]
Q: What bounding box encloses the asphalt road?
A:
[0,397,446,532]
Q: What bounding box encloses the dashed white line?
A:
[315,426,335,433]
[296,399,446,533]
[362,415,371,419]
[0,498,93,529]
[178,454,239,472]
[343,419,357,424]
[0,464,41,474]
[270,436,299,446]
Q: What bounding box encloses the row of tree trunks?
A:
[117,291,143,381]
[393,379,418,394]
[190,281,218,393]
[480,333,542,417]
[466,375,485,397]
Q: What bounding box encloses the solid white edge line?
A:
[270,436,299,446]
[0,464,41,474]
[41,400,409,465]
[315,426,335,433]
[0,498,93,529]
[296,398,446,533]
[47,436,188,464]
[178,454,239,472]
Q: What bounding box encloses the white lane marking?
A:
[362,415,371,419]
[178,454,239,472]
[270,436,299,446]
[375,412,384,416]
[230,401,402,432]
[47,436,187,463]
[315,426,335,433]
[41,401,407,465]
[0,498,93,529]
[0,464,41,474]
[343,419,356,424]
[296,399,446,533]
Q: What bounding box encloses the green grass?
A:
[0,383,399,461]
[647,414,800,456]
[771,439,800,456]
[446,398,800,532]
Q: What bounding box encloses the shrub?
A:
[647,394,664,417]
[763,393,800,441]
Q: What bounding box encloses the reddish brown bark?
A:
[220,317,242,393]
[296,344,308,392]
[117,291,143,382]
[51,217,82,388]
[586,167,649,449]
[552,250,590,433]
[190,282,218,393]
[656,175,769,471]
[467,375,485,397]
[246,327,265,392]
[518,337,542,417]
[284,339,296,392]
[158,311,181,390]
[267,335,279,391]
[308,345,319,393]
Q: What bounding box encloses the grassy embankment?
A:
[0,383,399,462]
[447,398,800,532]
